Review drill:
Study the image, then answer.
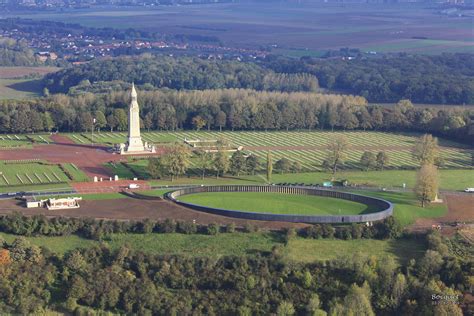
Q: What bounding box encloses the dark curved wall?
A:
[165,185,393,224]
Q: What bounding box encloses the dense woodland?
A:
[44,56,318,93]
[0,213,470,315]
[263,54,474,105]
[42,54,474,104]
[0,89,472,144]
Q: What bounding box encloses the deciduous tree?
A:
[325,136,349,177]
[414,164,439,207]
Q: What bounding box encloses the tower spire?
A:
[131,82,137,99]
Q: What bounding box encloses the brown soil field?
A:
[409,193,474,235]
[0,197,307,230]
[0,66,60,79]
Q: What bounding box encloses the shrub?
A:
[177,221,197,234]
[351,224,363,239]
[244,223,258,233]
[159,219,177,233]
[206,223,220,235]
[321,224,335,238]
[225,223,236,233]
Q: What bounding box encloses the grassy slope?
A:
[0,232,96,254]
[179,192,376,216]
[105,232,280,257]
[0,78,43,100]
[0,231,425,265]
[285,238,426,265]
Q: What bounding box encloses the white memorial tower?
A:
[121,83,155,154]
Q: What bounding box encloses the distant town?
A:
[0,18,268,63]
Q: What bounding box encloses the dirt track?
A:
[0,198,307,230]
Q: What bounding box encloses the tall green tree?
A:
[275,158,291,174]
[213,150,229,178]
[324,136,349,177]
[164,143,191,181]
[246,155,260,175]
[412,134,439,166]
[230,150,246,176]
[376,151,390,170]
[360,151,376,171]
[266,151,273,183]
[94,111,107,133]
[195,149,212,179]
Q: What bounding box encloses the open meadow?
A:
[0,67,59,100]
[69,130,474,171]
[7,3,472,55]
[0,231,426,265]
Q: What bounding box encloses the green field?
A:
[0,134,52,148]
[0,78,44,100]
[179,192,377,215]
[146,169,473,191]
[285,238,426,264]
[0,66,60,100]
[69,131,473,171]
[60,163,89,182]
[0,231,426,265]
[0,232,97,254]
[9,3,472,54]
[357,191,447,227]
[0,161,72,187]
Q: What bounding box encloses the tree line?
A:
[263,53,474,104]
[0,223,468,315]
[0,211,401,241]
[43,55,319,94]
[0,89,471,144]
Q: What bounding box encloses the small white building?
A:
[25,197,82,210]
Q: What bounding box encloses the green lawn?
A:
[0,232,96,255]
[0,231,280,257]
[357,191,447,227]
[60,163,89,182]
[67,130,473,170]
[0,78,44,100]
[0,183,71,193]
[149,169,473,191]
[0,134,51,148]
[285,238,426,265]
[0,161,70,187]
[105,232,280,257]
[179,192,377,215]
[269,169,474,191]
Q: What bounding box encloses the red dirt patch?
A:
[71,180,150,193]
[409,193,474,235]
[0,198,307,230]
[0,134,162,180]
